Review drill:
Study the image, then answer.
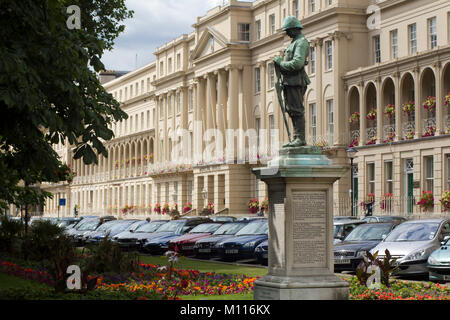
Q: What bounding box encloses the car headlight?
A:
[404,249,427,262]
[244,242,257,248]
[356,251,367,258]
[427,255,439,265]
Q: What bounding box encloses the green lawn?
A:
[138,255,268,278]
[0,273,49,290]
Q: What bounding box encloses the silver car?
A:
[370,218,450,277]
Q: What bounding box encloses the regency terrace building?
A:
[37,0,450,220]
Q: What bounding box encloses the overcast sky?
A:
[101,0,254,72]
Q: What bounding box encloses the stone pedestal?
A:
[253,147,349,300]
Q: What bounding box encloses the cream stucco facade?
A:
[37,0,450,220]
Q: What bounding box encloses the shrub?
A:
[0,216,24,254]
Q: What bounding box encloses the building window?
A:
[293,0,299,18]
[255,67,261,93]
[188,88,193,111]
[310,103,317,143]
[268,63,275,89]
[325,40,333,70]
[408,23,417,54]
[269,14,276,35]
[255,20,261,40]
[168,58,173,73]
[238,23,250,42]
[428,17,437,49]
[425,156,434,192]
[176,92,181,114]
[310,46,316,74]
[390,29,398,59]
[310,0,316,13]
[327,99,334,144]
[385,161,393,194]
[327,0,333,6]
[177,53,181,70]
[168,96,173,117]
[159,61,164,76]
[373,35,381,63]
[367,163,375,195]
[209,35,214,52]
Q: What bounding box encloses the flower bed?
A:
[1,260,450,300]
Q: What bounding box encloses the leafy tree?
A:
[0,0,133,210]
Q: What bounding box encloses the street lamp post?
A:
[346,147,358,217]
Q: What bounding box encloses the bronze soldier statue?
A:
[274,16,311,148]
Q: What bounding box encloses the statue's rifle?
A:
[274,62,292,143]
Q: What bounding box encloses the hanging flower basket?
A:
[402,101,415,117]
[366,108,377,121]
[349,112,360,124]
[366,137,377,145]
[383,133,395,144]
[423,96,436,113]
[405,131,415,140]
[384,104,395,119]
[445,93,450,107]
[417,191,434,212]
[440,191,450,212]
[422,125,436,138]
[349,138,359,148]
[248,198,260,214]
[162,203,170,215]
[206,202,215,215]
[260,199,268,214]
[183,202,193,214]
[380,193,393,211]
[153,203,161,214]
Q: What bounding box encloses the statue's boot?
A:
[282,135,306,148]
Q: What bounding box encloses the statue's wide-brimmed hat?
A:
[282,16,304,30]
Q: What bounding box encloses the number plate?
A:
[334,259,351,264]
[225,249,239,254]
[199,248,211,253]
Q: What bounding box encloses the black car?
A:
[140,217,212,255]
[333,222,401,272]
[68,217,116,246]
[113,220,167,251]
[193,221,250,258]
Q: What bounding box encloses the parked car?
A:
[427,237,450,282]
[361,215,408,224]
[168,223,223,256]
[334,216,358,221]
[216,219,268,261]
[254,240,268,265]
[333,222,401,272]
[193,221,250,258]
[113,220,167,250]
[85,219,141,245]
[209,216,236,222]
[140,218,212,255]
[370,218,450,277]
[333,219,366,244]
[68,217,116,246]
[56,218,81,230]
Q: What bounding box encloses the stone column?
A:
[359,81,366,146]
[253,148,349,300]
[226,66,239,161]
[217,69,227,158]
[376,77,383,144]
[435,61,443,135]
[414,67,422,139]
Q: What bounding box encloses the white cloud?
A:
[101,0,243,71]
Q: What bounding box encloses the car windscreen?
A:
[213,223,248,235]
[76,219,100,231]
[108,221,136,233]
[384,222,440,242]
[135,221,167,233]
[189,223,222,233]
[235,221,268,236]
[152,220,185,233]
[95,221,120,232]
[127,220,146,231]
[345,224,394,241]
